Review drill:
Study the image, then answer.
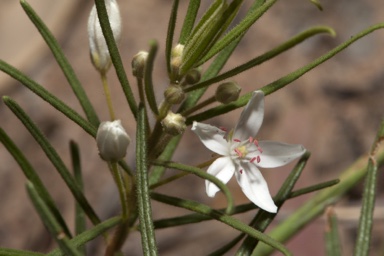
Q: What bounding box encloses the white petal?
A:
[256,141,306,168]
[235,162,277,213]
[205,157,235,197]
[191,121,229,156]
[234,91,264,141]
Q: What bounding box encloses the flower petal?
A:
[192,121,229,156]
[234,91,264,141]
[256,141,306,168]
[235,162,277,213]
[205,157,235,197]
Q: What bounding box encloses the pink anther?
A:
[234,148,242,157]
[249,137,254,143]
[219,127,227,132]
[253,140,259,146]
[250,157,256,163]
[239,169,243,174]
[233,139,241,143]
[257,146,263,153]
[257,156,261,163]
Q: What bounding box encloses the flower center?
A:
[232,136,263,164]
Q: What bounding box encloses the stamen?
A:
[234,148,242,157]
[249,137,254,143]
[250,157,256,163]
[233,139,241,143]
[253,140,259,146]
[257,146,263,153]
[257,155,261,163]
[219,126,227,132]
[239,169,243,174]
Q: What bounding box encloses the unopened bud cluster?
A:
[96,120,130,161]
[88,0,121,73]
[164,84,185,104]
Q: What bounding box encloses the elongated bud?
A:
[132,51,148,78]
[171,44,184,79]
[96,120,130,161]
[164,84,185,104]
[161,111,186,135]
[88,0,122,73]
[215,82,242,104]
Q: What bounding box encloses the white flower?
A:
[192,91,306,213]
[88,0,121,73]
[96,120,130,161]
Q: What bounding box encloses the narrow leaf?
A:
[0,128,71,238]
[27,182,82,256]
[325,207,342,256]
[184,26,336,93]
[20,0,100,127]
[0,61,96,136]
[144,40,159,116]
[94,0,138,118]
[166,0,179,75]
[198,0,278,64]
[0,248,44,256]
[4,97,101,226]
[354,121,384,256]
[178,0,201,44]
[186,23,384,124]
[48,217,121,256]
[152,160,234,214]
[253,146,384,256]
[151,192,292,256]
[136,104,158,255]
[236,152,310,255]
[70,141,86,255]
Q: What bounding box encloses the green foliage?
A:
[0,0,383,255]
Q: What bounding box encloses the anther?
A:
[249,137,254,143]
[234,148,242,157]
[250,157,256,163]
[257,146,263,153]
[219,127,227,132]
[239,169,243,174]
[257,156,261,163]
[233,139,241,142]
[254,140,259,146]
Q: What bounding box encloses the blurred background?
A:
[0,0,383,255]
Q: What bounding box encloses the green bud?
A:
[161,111,186,136]
[184,68,201,85]
[164,84,185,104]
[131,51,148,78]
[215,82,242,104]
[171,44,184,80]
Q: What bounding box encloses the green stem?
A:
[181,96,216,116]
[110,162,128,221]
[101,72,116,121]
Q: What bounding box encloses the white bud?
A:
[96,120,130,161]
[88,0,122,73]
[161,112,186,136]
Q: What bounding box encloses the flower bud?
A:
[96,120,130,161]
[171,44,184,59]
[161,111,186,135]
[170,44,184,79]
[184,68,201,85]
[164,84,185,104]
[131,51,148,78]
[215,82,242,104]
[88,0,122,73]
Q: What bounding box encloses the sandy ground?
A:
[0,0,384,255]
